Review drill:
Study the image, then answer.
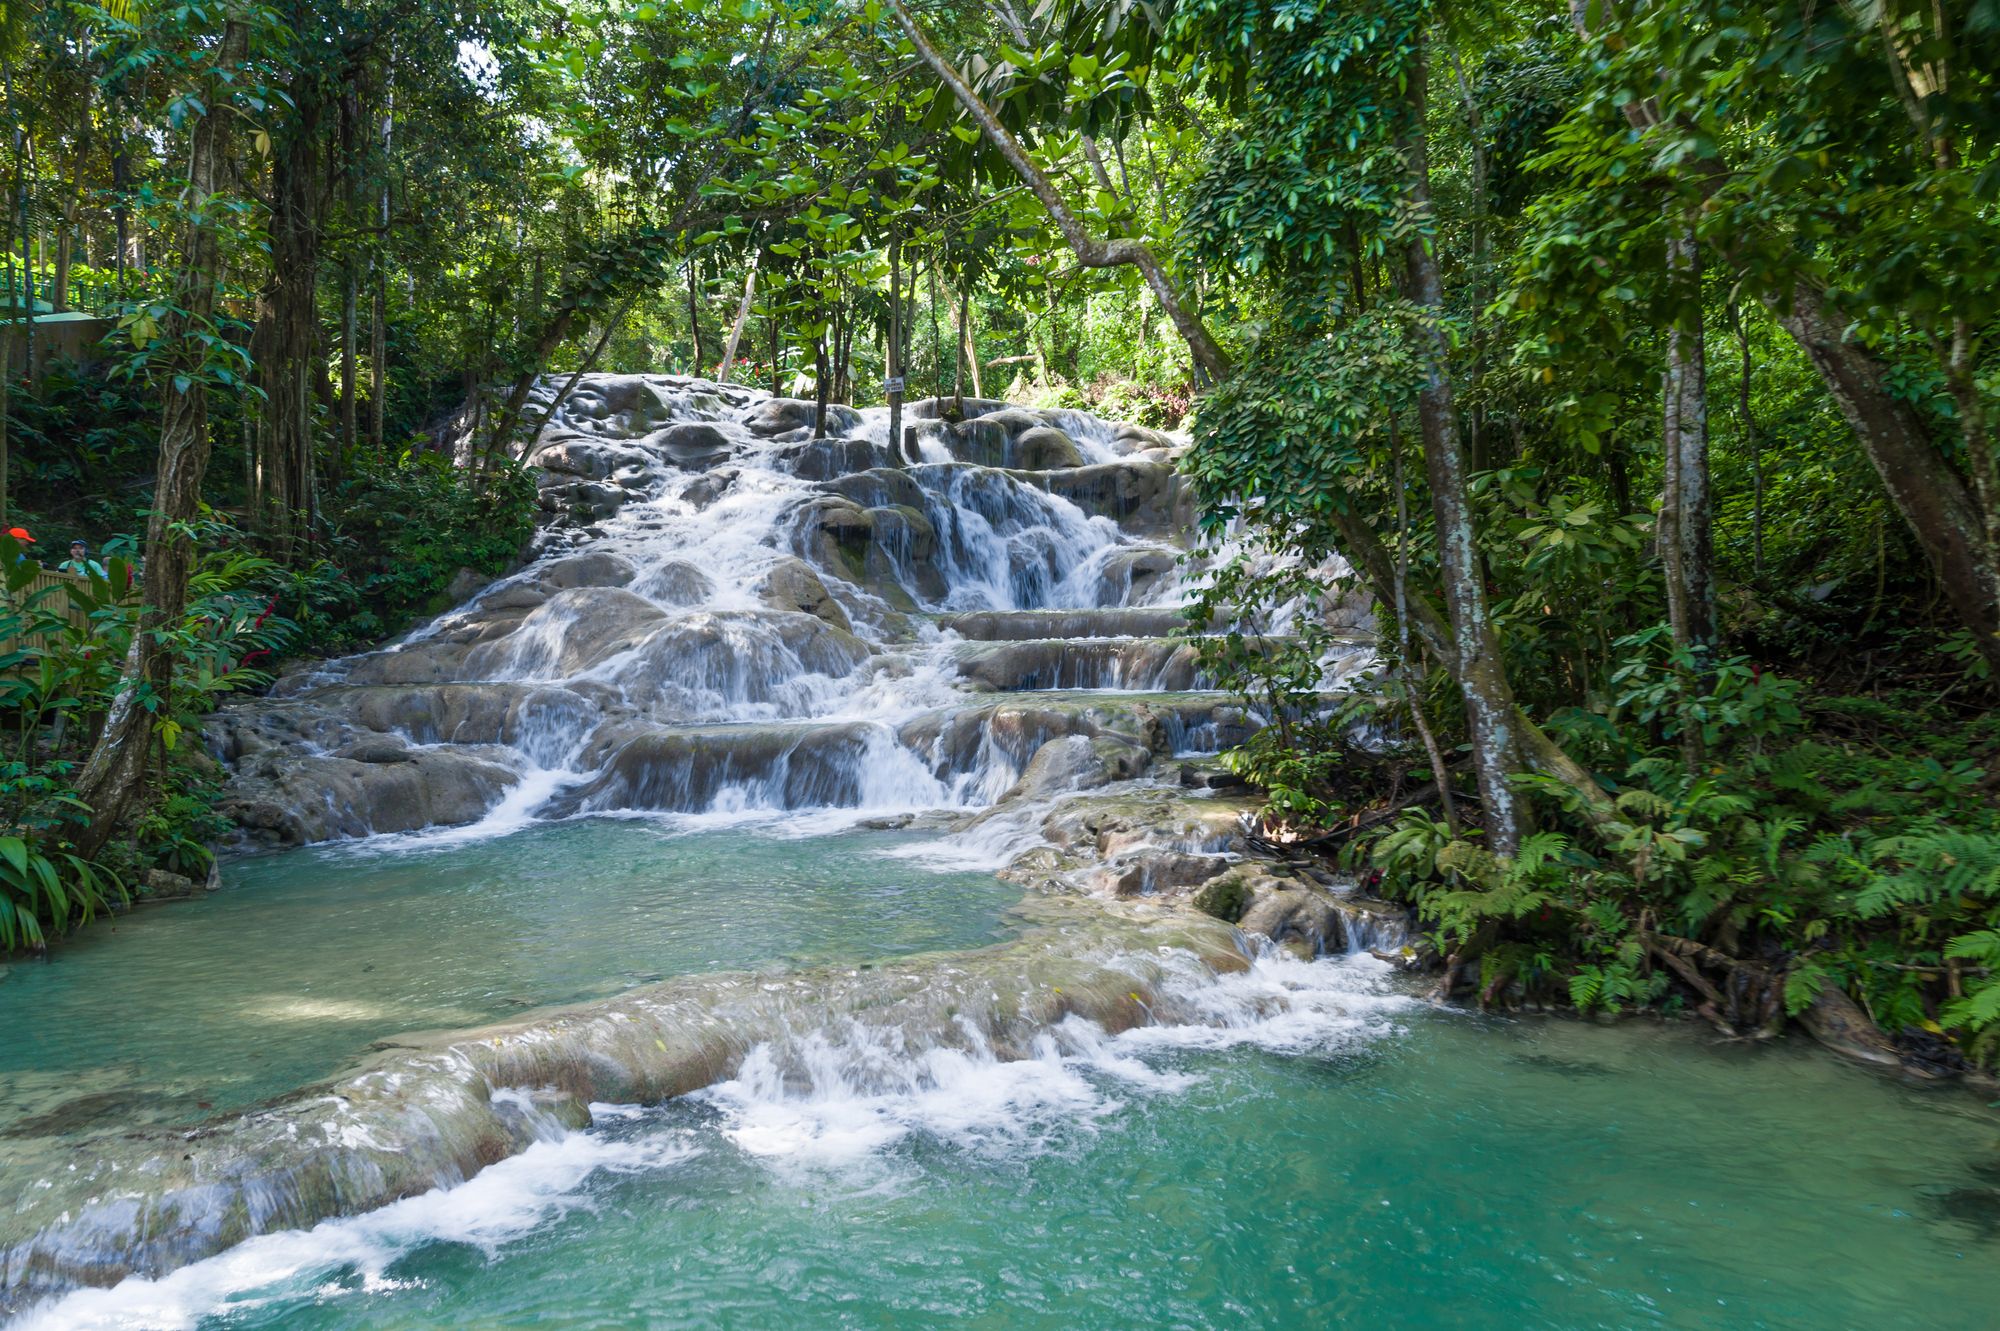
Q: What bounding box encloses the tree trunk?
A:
[112,148,130,293]
[1,61,15,522]
[12,78,34,378]
[483,307,578,461]
[888,0,1230,381]
[339,265,358,452]
[685,257,704,374]
[813,316,829,438]
[717,250,760,383]
[1402,48,1525,854]
[951,287,966,415]
[370,65,392,450]
[887,235,904,458]
[1392,423,1460,835]
[961,289,983,399]
[1660,222,1714,653]
[250,83,324,542]
[72,18,250,856]
[535,295,637,448]
[1773,283,2000,675]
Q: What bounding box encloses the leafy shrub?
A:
[310,449,536,650]
[0,530,292,950]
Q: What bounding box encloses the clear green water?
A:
[0,818,1017,1136]
[20,956,2000,1331]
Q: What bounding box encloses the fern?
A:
[1782,960,1830,1015]
[1856,831,2000,916]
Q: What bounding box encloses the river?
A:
[1,377,1993,1327]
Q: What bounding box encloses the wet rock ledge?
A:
[0,889,1314,1313]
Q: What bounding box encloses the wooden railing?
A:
[0,567,129,659]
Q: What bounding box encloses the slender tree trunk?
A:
[13,80,35,379]
[951,287,966,415]
[73,18,250,856]
[1661,223,1715,654]
[112,148,130,294]
[251,84,324,541]
[888,0,1230,381]
[1774,284,2000,675]
[339,266,358,451]
[1393,422,1460,835]
[534,294,638,449]
[961,289,983,399]
[1402,49,1524,854]
[52,84,91,314]
[717,250,760,383]
[484,307,578,459]
[887,234,904,458]
[1445,45,1489,471]
[929,255,944,408]
[369,65,392,450]
[685,257,704,374]
[1,62,15,522]
[813,314,829,437]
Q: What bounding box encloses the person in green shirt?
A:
[59,540,106,579]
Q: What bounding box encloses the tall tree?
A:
[73,13,252,853]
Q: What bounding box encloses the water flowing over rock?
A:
[0,374,1404,1316]
[0,901,1259,1311]
[212,374,1345,845]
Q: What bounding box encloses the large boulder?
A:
[465,586,667,678]
[787,497,946,606]
[819,467,925,512]
[651,421,737,469]
[1092,547,1180,605]
[538,551,638,590]
[1003,733,1152,801]
[526,434,621,480]
[546,374,677,438]
[782,437,900,480]
[602,611,872,721]
[548,720,877,814]
[1011,426,1085,470]
[340,640,478,687]
[637,560,715,606]
[1020,459,1191,531]
[742,397,862,440]
[1090,850,1232,898]
[221,746,521,846]
[757,557,852,632]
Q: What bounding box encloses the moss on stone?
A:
[1193,870,1252,924]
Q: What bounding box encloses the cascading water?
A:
[213,374,1302,842]
[3,376,1993,1329]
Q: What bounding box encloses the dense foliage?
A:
[1,0,1995,1077]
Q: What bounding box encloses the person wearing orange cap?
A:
[5,527,37,568]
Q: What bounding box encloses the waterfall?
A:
[214,374,1356,845]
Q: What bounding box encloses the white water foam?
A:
[7,947,1410,1330]
[696,946,1411,1174]
[12,1114,699,1331]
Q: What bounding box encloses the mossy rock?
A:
[1193,870,1252,924]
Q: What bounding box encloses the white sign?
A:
[884,376,906,395]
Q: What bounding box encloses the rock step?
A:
[953,636,1207,693]
[937,607,1201,640]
